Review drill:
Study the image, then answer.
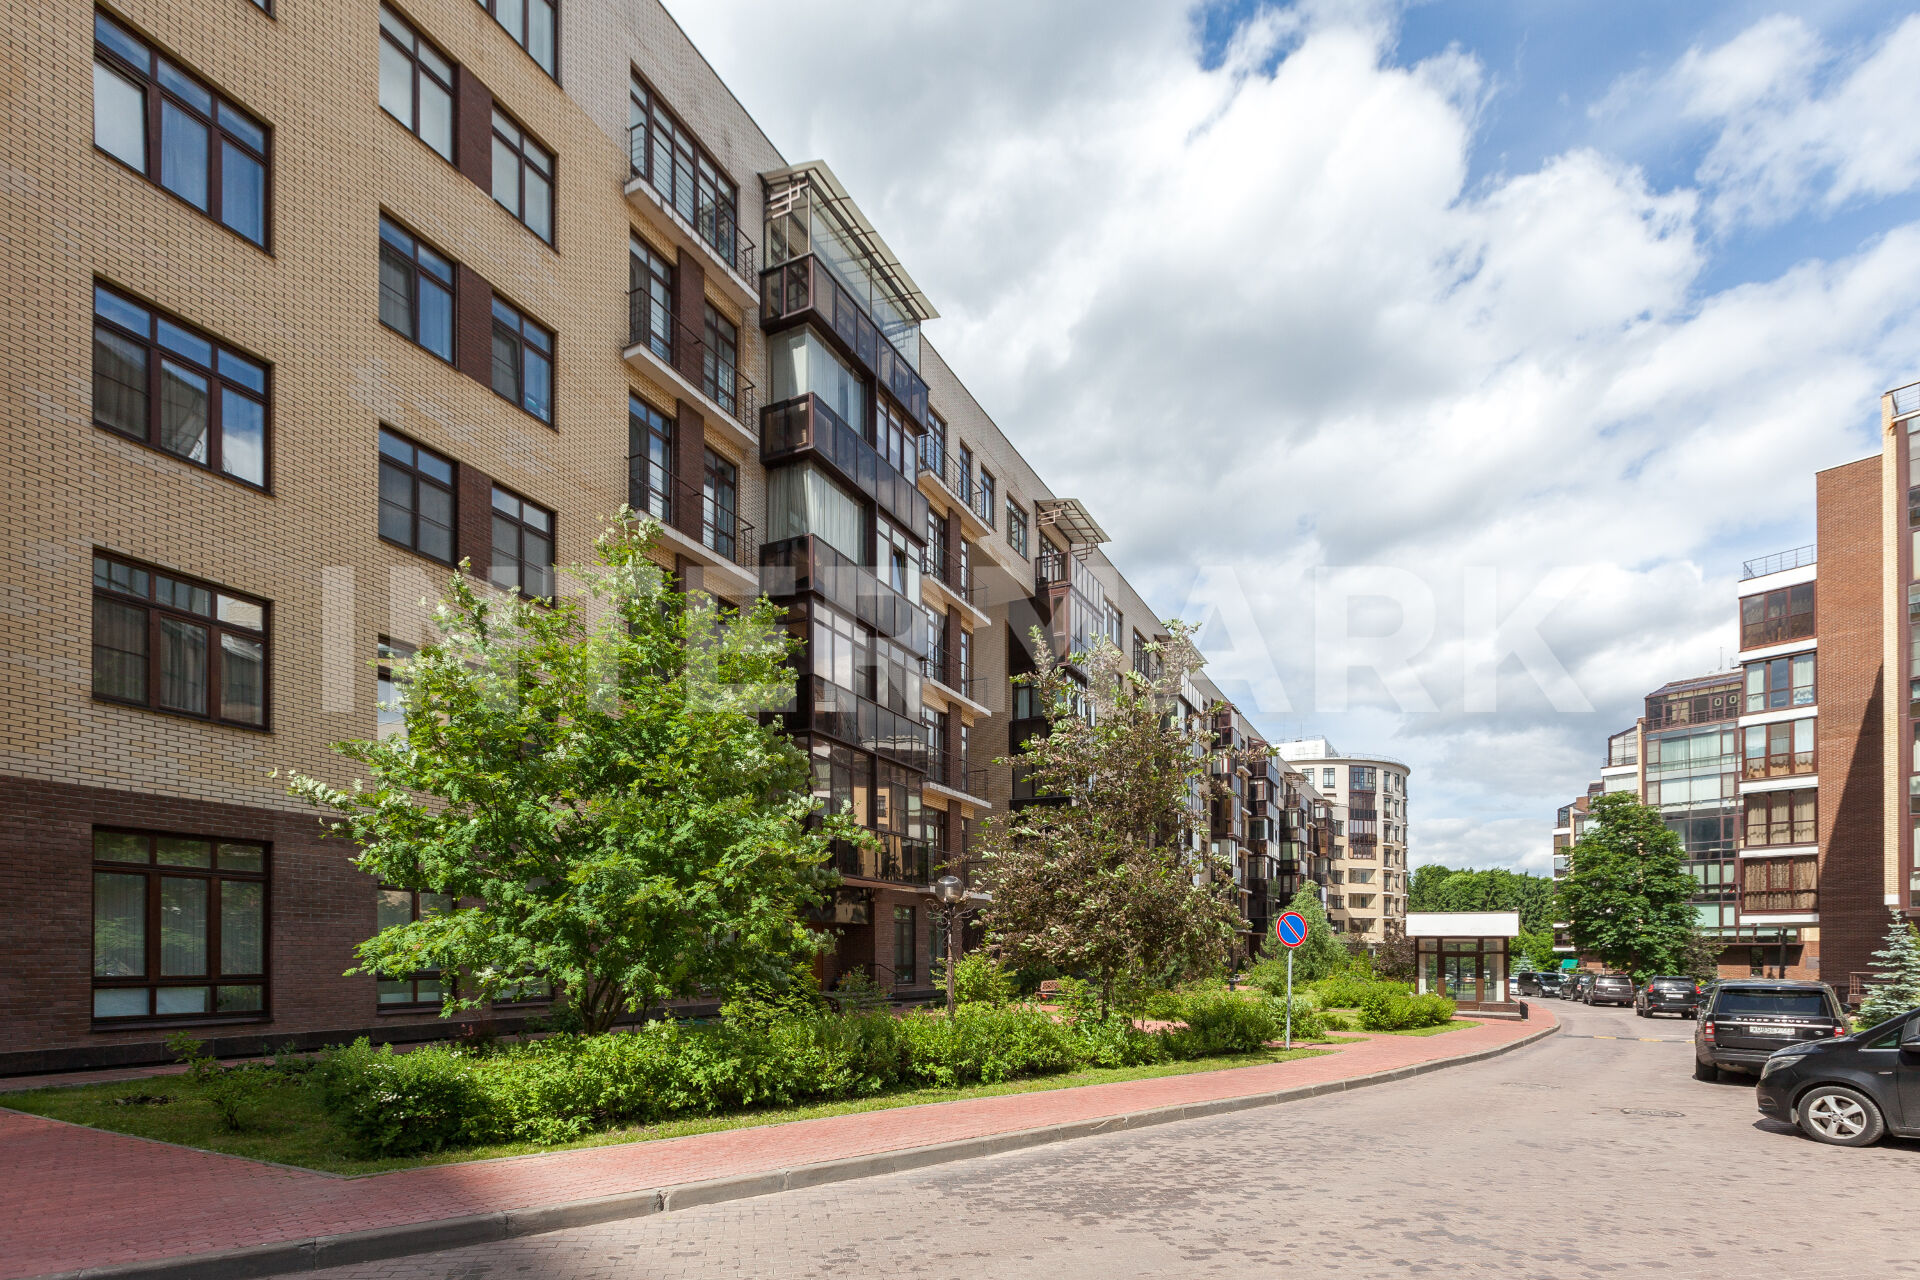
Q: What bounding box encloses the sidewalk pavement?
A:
[4,1007,1556,1280]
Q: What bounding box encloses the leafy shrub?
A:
[1405,993,1456,1027]
[317,1039,494,1154]
[897,1005,1078,1086]
[1164,992,1281,1058]
[934,953,1019,1008]
[1069,1016,1168,1068]
[1318,1009,1356,1032]
[1357,986,1409,1031]
[1314,975,1411,1009]
[166,1031,259,1131]
[1277,1005,1328,1040]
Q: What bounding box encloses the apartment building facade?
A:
[1272,740,1410,945]
[0,0,1225,1073]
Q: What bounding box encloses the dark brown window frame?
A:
[377,3,456,163]
[91,551,271,730]
[378,214,457,364]
[628,236,674,361]
[488,483,555,601]
[375,886,453,1010]
[703,447,738,559]
[629,392,674,523]
[1742,788,1816,847]
[1742,651,1815,712]
[377,427,457,565]
[701,303,738,415]
[628,72,740,266]
[1741,717,1817,780]
[977,468,997,529]
[489,294,554,424]
[490,105,554,244]
[91,826,270,1025]
[1006,500,1028,558]
[92,9,272,249]
[475,0,557,80]
[91,280,272,491]
[1739,583,1816,650]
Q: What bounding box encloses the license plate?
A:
[1746,1024,1795,1036]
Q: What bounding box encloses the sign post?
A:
[1274,911,1308,1049]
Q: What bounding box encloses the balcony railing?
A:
[919,544,980,606]
[832,836,931,887]
[626,288,758,426]
[926,747,991,800]
[762,254,931,429]
[920,656,986,705]
[1740,544,1816,580]
[626,125,758,283]
[630,469,756,568]
[760,535,931,657]
[762,394,928,535]
[1891,380,1920,418]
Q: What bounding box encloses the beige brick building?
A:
[1272,740,1411,945]
[0,0,1298,1072]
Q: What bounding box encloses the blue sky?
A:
[675,0,1920,872]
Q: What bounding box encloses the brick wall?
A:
[1814,455,1886,992]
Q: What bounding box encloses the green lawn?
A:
[2,1045,1333,1178]
[1320,1011,1477,1037]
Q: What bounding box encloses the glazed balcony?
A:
[831,835,931,887]
[762,254,931,430]
[788,674,929,774]
[760,534,931,658]
[762,394,929,536]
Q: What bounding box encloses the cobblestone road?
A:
[316,1003,1920,1280]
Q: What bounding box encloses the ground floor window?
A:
[1415,937,1506,1003]
[92,828,267,1020]
[893,905,916,986]
[375,887,452,1007]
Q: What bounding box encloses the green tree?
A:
[288,516,851,1035]
[979,623,1243,1019]
[1555,793,1695,978]
[1412,866,1557,935]
[1858,910,1920,1026]
[1678,927,1725,984]
[1281,883,1350,982]
[1514,929,1559,973]
[1407,864,1457,912]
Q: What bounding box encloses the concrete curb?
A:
[37,1020,1556,1280]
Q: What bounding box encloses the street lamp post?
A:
[929,874,970,1019]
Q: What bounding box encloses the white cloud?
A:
[668,1,1920,870]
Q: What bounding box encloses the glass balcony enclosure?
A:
[764,165,932,369]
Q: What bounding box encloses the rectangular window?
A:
[377,428,456,562]
[1742,719,1816,779]
[977,469,997,528]
[489,486,554,600]
[378,217,455,362]
[92,553,268,727]
[92,828,267,1020]
[1738,583,1815,649]
[628,394,674,523]
[93,11,270,245]
[490,108,553,242]
[628,76,740,268]
[702,449,738,560]
[374,887,453,1007]
[1742,789,1816,847]
[476,0,556,76]
[377,5,453,161]
[702,305,738,415]
[957,443,974,506]
[893,905,915,987]
[92,283,269,488]
[1350,766,1377,790]
[628,237,674,361]
[1007,501,1028,558]
[1743,654,1814,711]
[376,636,415,740]
[490,297,553,423]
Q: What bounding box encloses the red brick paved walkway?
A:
[0,1009,1553,1279]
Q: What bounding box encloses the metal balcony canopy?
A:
[1033,498,1109,546]
[761,160,938,322]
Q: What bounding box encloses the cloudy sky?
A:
[669,0,1920,875]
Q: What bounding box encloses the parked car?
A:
[1755,1009,1920,1146]
[1586,974,1637,1006]
[1535,972,1567,999]
[1518,971,1551,997]
[1693,979,1850,1081]
[1507,974,1522,999]
[1566,973,1595,1003]
[1635,976,1701,1019]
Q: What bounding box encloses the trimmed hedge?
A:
[316,994,1288,1156]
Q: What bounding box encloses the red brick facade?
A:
[1814,457,1887,994]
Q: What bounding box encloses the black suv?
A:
[1535,972,1566,998]
[1635,976,1700,1019]
[1756,1009,1920,1145]
[1693,980,1849,1081]
[1521,972,1564,998]
[1586,974,1636,1007]
[1567,973,1595,1002]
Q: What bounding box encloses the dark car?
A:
[1755,1009,1920,1145]
[1586,974,1636,1006]
[1566,973,1594,1003]
[1635,975,1701,1019]
[1534,972,1567,999]
[1693,980,1850,1081]
[1520,971,1561,998]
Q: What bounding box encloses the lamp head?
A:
[933,874,965,905]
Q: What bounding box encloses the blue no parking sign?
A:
[1275,911,1308,948]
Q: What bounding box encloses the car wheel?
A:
[1797,1086,1886,1147]
[1692,1056,1718,1082]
